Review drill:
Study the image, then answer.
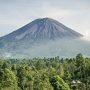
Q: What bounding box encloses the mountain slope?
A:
[1,18,89,58]
[0,18,83,42]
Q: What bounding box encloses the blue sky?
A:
[0,0,90,39]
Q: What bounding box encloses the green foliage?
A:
[0,68,19,90]
[0,54,90,90]
[50,75,70,90]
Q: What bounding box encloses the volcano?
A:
[0,18,90,58]
[0,18,82,42]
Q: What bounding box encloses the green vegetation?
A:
[0,53,90,90]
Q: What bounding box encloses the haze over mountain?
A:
[0,18,90,58]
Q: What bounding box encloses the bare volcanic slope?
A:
[0,18,88,58]
[0,18,82,42]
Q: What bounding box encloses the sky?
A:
[0,0,90,40]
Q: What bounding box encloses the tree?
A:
[50,75,70,90]
[0,68,20,90]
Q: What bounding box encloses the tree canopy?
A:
[0,54,90,90]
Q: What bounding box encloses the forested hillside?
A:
[0,53,90,90]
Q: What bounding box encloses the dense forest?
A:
[0,53,90,90]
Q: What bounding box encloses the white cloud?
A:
[81,30,90,41]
